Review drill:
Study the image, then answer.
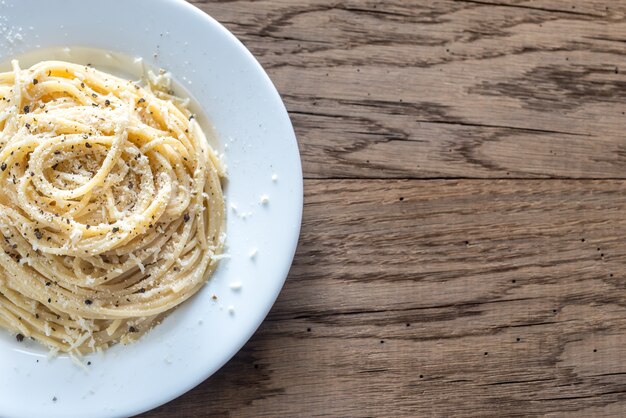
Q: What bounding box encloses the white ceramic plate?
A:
[0,1,302,417]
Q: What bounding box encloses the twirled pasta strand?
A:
[0,60,225,354]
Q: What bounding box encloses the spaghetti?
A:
[0,60,225,354]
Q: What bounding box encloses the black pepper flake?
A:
[86,225,91,229]
[85,142,92,148]
[0,163,6,171]
[34,229,42,240]
[46,282,51,286]
[32,79,38,85]
[47,298,51,303]
[16,333,24,342]
[92,93,97,98]
[23,105,29,114]
[138,98,146,103]
[84,299,93,305]
[52,397,57,402]
[105,99,110,106]
[54,150,60,155]
[25,123,31,129]
[139,288,146,293]
[183,213,190,222]
[129,326,137,333]
[87,361,91,366]
[47,70,52,76]
[112,227,119,233]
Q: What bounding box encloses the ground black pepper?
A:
[16,333,24,342]
[84,299,93,305]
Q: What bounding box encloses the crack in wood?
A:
[480,377,557,386]
[268,297,538,322]
[454,0,602,18]
[535,389,626,402]
[415,119,589,137]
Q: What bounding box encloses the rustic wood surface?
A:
[141,1,626,416]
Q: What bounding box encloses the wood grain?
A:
[140,1,626,417]
[143,180,626,417]
[190,0,626,179]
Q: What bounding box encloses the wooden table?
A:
[142,1,626,416]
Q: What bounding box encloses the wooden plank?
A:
[188,0,626,179]
[142,179,626,417]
